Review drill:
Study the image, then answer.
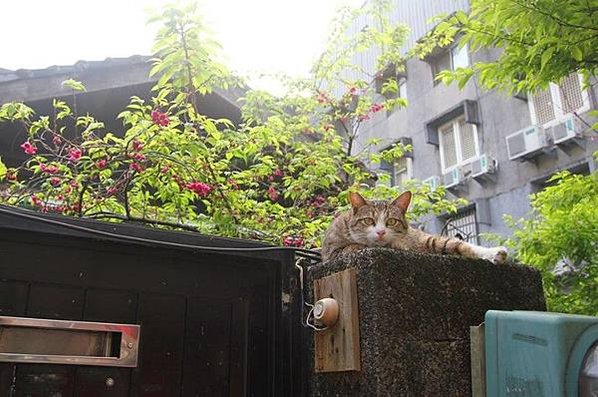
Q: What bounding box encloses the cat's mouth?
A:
[371,237,388,246]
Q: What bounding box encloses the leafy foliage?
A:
[504,171,598,315]
[412,0,598,93]
[412,0,598,314]
[0,1,463,248]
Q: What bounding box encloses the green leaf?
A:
[62,79,86,92]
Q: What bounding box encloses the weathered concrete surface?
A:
[306,248,546,397]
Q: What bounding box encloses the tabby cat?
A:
[321,191,508,264]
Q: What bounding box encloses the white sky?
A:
[1,0,363,91]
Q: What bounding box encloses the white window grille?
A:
[529,73,591,127]
[438,116,480,173]
[442,207,478,244]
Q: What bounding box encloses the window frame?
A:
[438,116,480,174]
[528,73,591,128]
[431,43,470,84]
[379,157,413,187]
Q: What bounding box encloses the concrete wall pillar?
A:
[306,248,545,396]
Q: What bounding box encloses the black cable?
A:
[0,205,322,261]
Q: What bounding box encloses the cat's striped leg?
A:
[422,234,508,264]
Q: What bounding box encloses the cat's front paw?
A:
[481,246,508,264]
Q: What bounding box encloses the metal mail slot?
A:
[0,316,140,367]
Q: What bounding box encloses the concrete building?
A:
[346,1,597,244]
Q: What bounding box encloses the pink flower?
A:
[130,162,144,173]
[358,114,370,122]
[132,139,144,152]
[40,164,59,174]
[309,195,326,208]
[6,171,17,181]
[95,159,107,169]
[268,186,279,201]
[151,110,170,127]
[49,177,61,186]
[134,153,146,162]
[370,103,384,113]
[21,141,37,155]
[52,135,62,146]
[273,168,284,177]
[30,194,43,207]
[283,236,304,247]
[185,181,212,197]
[349,86,357,95]
[69,180,79,188]
[317,93,329,104]
[67,148,82,162]
[161,165,170,173]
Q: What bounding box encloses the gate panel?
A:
[0,219,295,397]
[27,284,84,320]
[181,298,247,397]
[132,294,185,397]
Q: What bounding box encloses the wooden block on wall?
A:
[314,268,360,372]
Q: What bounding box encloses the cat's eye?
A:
[386,218,398,226]
[362,217,375,226]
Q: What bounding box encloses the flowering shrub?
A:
[0,0,463,247]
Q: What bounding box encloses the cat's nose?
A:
[376,229,386,237]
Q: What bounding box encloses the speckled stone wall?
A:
[306,248,546,397]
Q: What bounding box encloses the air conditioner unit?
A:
[506,125,553,161]
[550,115,585,144]
[423,176,441,190]
[442,168,464,189]
[471,154,497,179]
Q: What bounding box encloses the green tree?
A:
[0,1,464,249]
[413,0,598,94]
[504,171,598,315]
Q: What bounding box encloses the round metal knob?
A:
[105,377,115,388]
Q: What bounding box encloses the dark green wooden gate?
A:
[0,205,304,397]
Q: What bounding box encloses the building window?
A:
[398,78,407,100]
[441,207,478,244]
[386,78,408,117]
[379,157,413,187]
[432,44,470,81]
[529,73,591,127]
[451,45,469,70]
[438,116,479,173]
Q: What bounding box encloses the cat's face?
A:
[347,191,411,246]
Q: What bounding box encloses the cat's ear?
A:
[348,191,368,214]
[391,191,412,213]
